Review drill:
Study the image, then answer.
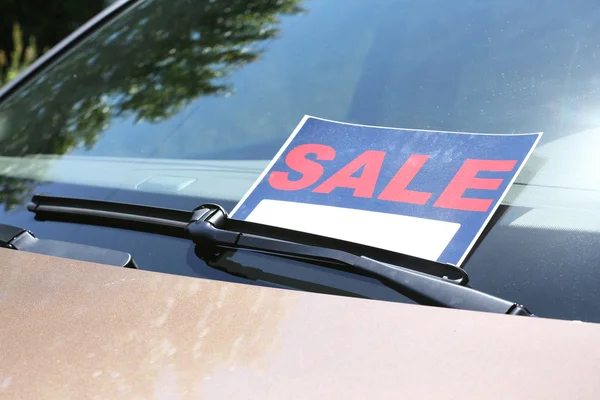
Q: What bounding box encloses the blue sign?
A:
[231,116,541,266]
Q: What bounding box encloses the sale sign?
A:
[231,116,542,266]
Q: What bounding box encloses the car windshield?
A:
[2,0,600,319]
[1,0,598,201]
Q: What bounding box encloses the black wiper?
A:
[28,194,193,237]
[28,194,534,316]
[186,205,533,316]
[28,194,466,282]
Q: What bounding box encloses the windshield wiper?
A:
[28,194,534,316]
[28,194,467,282]
[186,204,533,316]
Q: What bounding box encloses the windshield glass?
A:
[2,0,600,320]
[2,0,598,202]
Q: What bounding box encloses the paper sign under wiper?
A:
[231,116,542,266]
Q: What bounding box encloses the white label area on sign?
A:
[246,199,461,262]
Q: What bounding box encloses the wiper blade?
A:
[28,194,192,237]
[187,204,534,316]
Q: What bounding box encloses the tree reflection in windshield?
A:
[0,0,303,209]
[0,0,303,156]
[0,176,35,211]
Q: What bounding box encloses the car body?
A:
[2,247,600,399]
[2,0,600,397]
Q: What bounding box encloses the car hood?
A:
[1,248,600,399]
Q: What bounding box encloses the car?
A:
[1,0,600,398]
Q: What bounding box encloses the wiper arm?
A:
[187,204,534,316]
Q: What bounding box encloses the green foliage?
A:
[0,0,106,59]
[2,0,304,154]
[0,176,34,211]
[0,23,39,86]
[0,0,304,209]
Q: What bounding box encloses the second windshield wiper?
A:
[28,194,534,316]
